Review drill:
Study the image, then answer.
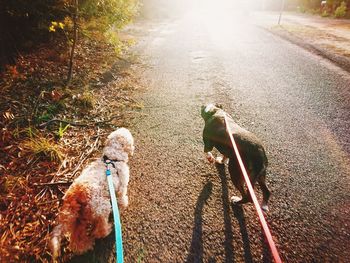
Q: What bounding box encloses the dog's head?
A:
[103,128,134,161]
[201,103,223,121]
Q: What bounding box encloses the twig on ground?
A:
[116,55,144,65]
[39,119,90,128]
[69,130,101,178]
[143,104,171,109]
[33,181,73,187]
[116,55,132,63]
[38,115,122,128]
[94,115,123,126]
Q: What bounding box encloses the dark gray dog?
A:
[201,104,270,211]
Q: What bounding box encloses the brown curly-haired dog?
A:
[50,128,134,259]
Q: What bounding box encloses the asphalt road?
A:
[119,5,350,263]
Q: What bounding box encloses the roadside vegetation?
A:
[0,0,141,262]
[297,0,349,18]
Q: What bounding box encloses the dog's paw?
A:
[215,156,224,164]
[261,203,269,212]
[216,156,228,165]
[205,152,215,164]
[119,196,129,207]
[230,196,242,204]
[207,156,215,164]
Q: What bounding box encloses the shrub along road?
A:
[73,5,350,263]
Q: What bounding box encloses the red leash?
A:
[224,115,282,263]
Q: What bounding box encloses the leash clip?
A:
[106,167,111,176]
[104,160,112,176]
[104,157,116,174]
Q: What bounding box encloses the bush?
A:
[0,0,139,70]
[299,0,322,10]
[0,0,67,68]
[80,0,139,30]
[298,6,307,13]
[322,10,330,16]
[334,1,347,17]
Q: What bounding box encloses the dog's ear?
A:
[201,104,218,120]
[201,105,206,114]
[215,103,223,109]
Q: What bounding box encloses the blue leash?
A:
[105,162,124,263]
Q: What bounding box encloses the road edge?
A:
[260,26,350,74]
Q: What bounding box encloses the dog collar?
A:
[103,155,122,168]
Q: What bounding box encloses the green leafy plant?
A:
[66,0,139,83]
[55,123,70,139]
[35,101,65,124]
[334,1,347,17]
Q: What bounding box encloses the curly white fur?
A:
[50,128,134,258]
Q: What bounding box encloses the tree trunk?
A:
[67,0,78,84]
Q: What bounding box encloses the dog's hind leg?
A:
[228,158,249,204]
[229,158,266,206]
[93,216,112,238]
[258,171,271,212]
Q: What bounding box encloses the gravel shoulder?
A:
[255,12,350,73]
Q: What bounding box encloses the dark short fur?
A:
[201,104,271,207]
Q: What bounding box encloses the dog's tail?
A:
[50,184,94,257]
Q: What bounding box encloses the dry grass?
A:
[0,31,144,262]
[73,90,96,109]
[21,136,64,163]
